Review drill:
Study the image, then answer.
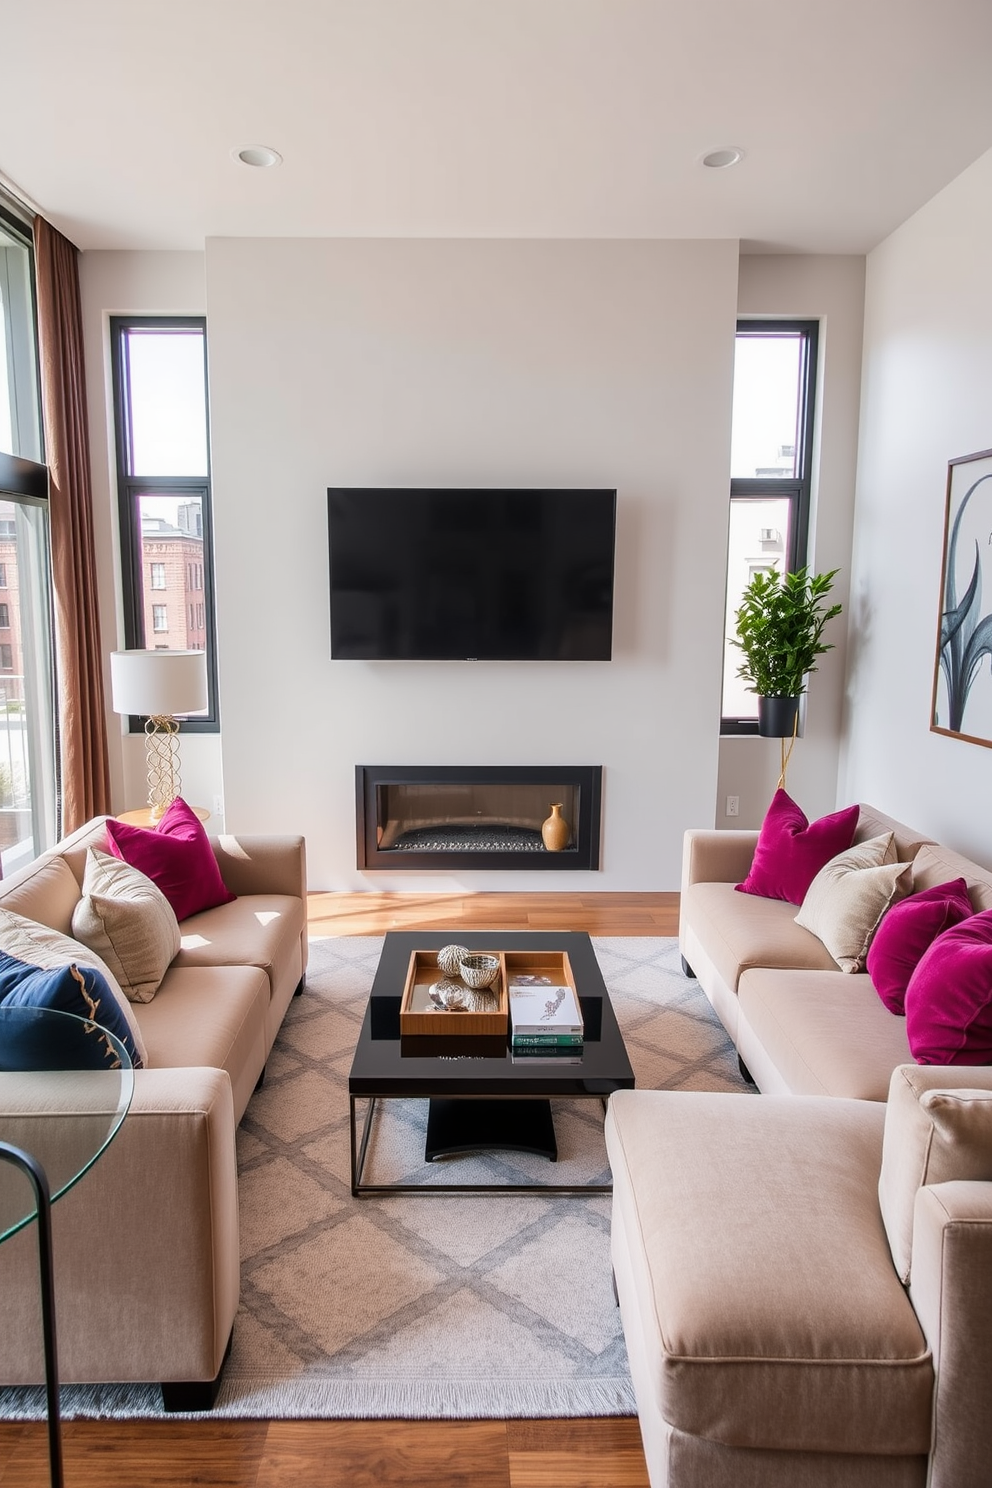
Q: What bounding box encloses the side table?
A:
[116,804,209,826]
[0,1006,134,1488]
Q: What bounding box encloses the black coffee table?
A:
[348,930,635,1195]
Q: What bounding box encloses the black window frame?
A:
[110,315,219,732]
[721,317,819,736]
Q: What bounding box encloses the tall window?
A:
[111,317,218,728]
[0,203,58,869]
[721,320,819,732]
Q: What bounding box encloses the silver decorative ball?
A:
[437,943,470,977]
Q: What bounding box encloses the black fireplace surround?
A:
[356,766,603,871]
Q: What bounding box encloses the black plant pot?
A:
[757,695,800,738]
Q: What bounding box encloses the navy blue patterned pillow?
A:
[0,951,142,1068]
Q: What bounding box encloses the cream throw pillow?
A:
[794,832,913,972]
[71,847,180,1004]
[0,906,149,1066]
[879,1065,992,1282]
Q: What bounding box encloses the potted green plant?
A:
[732,566,843,737]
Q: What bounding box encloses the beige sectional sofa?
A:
[678,801,992,1098]
[605,801,992,1486]
[606,1065,992,1488]
[0,815,307,1409]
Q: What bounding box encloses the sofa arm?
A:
[680,828,758,894]
[211,832,307,899]
[0,1067,239,1387]
[910,1180,992,1488]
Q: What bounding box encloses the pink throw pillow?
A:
[867,878,973,1015]
[904,909,992,1065]
[104,798,235,923]
[735,790,859,905]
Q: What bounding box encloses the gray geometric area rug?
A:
[0,936,751,1421]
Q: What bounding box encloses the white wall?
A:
[204,238,740,889]
[841,147,992,867]
[78,251,224,819]
[717,255,866,829]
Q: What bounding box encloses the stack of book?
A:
[509,979,584,1062]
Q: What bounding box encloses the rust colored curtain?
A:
[33,216,111,832]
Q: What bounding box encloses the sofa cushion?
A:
[904,909,992,1065]
[794,834,913,973]
[853,804,935,864]
[134,964,270,1120]
[172,893,305,997]
[682,881,840,997]
[737,968,914,1100]
[70,848,180,1004]
[911,841,992,910]
[735,789,859,905]
[0,907,148,1067]
[879,1064,992,1283]
[867,879,973,1015]
[605,1089,933,1456]
[104,798,236,923]
[0,854,84,938]
[0,951,143,1068]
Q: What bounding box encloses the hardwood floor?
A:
[0,892,666,1487]
[307,890,679,939]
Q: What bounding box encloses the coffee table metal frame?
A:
[348,930,635,1197]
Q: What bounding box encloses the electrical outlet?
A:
[212,794,224,819]
[726,795,739,818]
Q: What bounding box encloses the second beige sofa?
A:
[678,803,992,1099]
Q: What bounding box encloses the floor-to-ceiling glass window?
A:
[0,204,58,869]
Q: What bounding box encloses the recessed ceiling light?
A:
[702,147,744,170]
[234,144,283,169]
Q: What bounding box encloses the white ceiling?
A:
[4,0,992,254]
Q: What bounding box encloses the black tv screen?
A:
[327,488,616,661]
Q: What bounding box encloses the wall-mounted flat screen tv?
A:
[327,488,617,661]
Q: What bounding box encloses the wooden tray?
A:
[399,949,508,1037]
[503,949,577,995]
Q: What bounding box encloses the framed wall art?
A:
[932,447,992,748]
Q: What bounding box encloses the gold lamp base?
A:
[144,715,182,820]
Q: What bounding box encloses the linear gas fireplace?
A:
[356,766,603,871]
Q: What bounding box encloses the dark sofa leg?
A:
[612,1269,620,1306]
[738,1054,756,1086]
[294,975,306,997]
[254,1063,266,1092]
[680,956,695,979]
[161,1329,233,1413]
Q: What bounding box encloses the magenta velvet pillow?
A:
[867,878,973,1015]
[904,909,992,1065]
[104,798,235,923]
[735,790,860,905]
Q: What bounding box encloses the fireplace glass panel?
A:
[377,782,579,853]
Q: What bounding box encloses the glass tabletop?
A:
[0,1005,135,1243]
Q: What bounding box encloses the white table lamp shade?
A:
[110,650,208,718]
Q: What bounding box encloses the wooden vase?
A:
[541,803,570,852]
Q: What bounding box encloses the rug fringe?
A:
[0,1377,637,1421]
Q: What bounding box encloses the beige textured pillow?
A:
[71,847,180,1003]
[794,832,913,972]
[0,906,148,1066]
[879,1065,992,1282]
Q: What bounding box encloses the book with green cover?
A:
[511,1033,584,1048]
